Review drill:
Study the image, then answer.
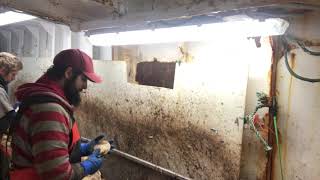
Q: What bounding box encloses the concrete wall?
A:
[105,38,273,179]
[78,41,249,179]
[81,39,251,180]
[274,12,320,180]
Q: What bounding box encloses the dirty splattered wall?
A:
[81,40,249,180]
[113,39,273,180]
[9,38,273,179]
[274,12,320,180]
[93,38,264,179]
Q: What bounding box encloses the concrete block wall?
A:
[0,21,54,57]
[0,19,112,60]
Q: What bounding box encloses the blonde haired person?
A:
[0,52,23,180]
[0,52,23,132]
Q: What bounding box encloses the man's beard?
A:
[64,78,81,107]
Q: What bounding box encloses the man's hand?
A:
[80,134,105,156]
[94,140,111,156]
[80,149,104,176]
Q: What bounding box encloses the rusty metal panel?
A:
[135,61,176,89]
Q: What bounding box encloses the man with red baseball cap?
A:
[53,49,102,83]
[9,49,110,180]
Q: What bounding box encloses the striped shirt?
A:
[12,101,84,180]
[12,76,85,180]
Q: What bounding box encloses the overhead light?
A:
[88,18,289,46]
[0,11,36,26]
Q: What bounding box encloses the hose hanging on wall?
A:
[284,48,320,82]
[284,37,320,83]
[296,41,320,56]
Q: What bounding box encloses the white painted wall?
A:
[274,12,320,180]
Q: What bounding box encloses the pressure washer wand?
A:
[111,148,192,180]
[81,137,192,180]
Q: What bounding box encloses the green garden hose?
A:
[273,114,284,180]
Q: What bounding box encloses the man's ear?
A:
[64,67,73,80]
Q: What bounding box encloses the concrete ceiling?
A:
[0,0,320,32]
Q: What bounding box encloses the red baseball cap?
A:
[53,49,102,83]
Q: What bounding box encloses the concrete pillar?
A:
[71,31,93,57]
[39,20,55,57]
[54,24,71,56]
[93,46,112,60]
[92,46,100,59]
[38,27,52,58]
[0,30,12,52]
[24,26,40,57]
[99,46,112,60]
[10,28,24,56]
[22,27,32,56]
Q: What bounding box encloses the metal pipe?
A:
[81,137,192,180]
[111,149,192,180]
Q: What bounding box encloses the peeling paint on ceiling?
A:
[0,0,319,31]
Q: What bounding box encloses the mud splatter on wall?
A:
[79,44,248,179]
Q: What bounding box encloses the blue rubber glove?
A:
[80,134,105,156]
[80,149,104,175]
